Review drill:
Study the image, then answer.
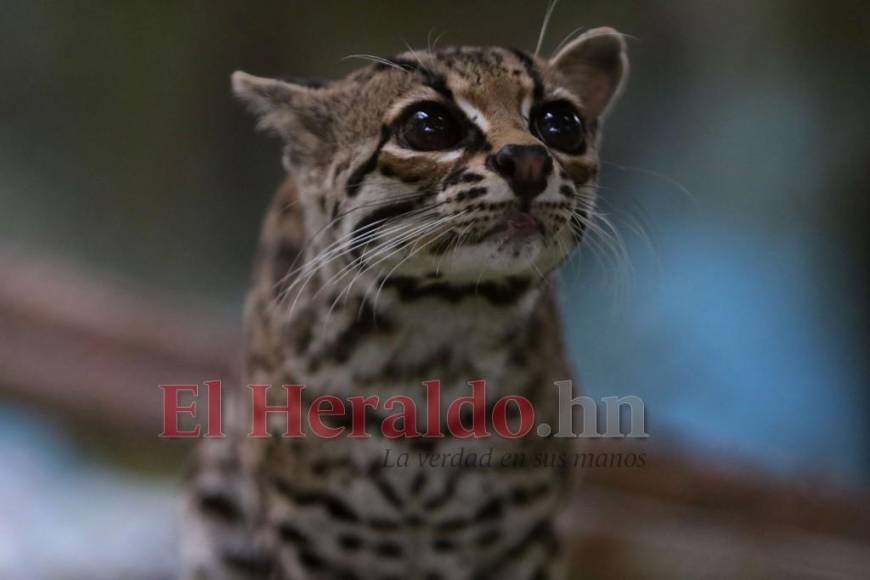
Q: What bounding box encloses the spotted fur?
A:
[184,28,628,580]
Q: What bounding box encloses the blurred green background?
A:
[1,1,868,578]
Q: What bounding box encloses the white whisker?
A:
[535,0,559,56]
[342,54,408,72]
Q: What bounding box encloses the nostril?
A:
[490,148,517,178]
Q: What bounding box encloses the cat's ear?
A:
[231,71,332,163]
[549,27,628,118]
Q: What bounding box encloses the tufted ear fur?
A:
[231,71,334,166]
[549,27,628,118]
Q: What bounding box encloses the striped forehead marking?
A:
[455,97,491,133]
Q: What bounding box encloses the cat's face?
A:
[234,28,627,285]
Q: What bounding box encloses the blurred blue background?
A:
[0,1,868,578]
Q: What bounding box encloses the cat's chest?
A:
[264,435,565,580]
[282,293,537,398]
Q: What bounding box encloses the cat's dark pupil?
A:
[533,103,584,153]
[402,105,461,151]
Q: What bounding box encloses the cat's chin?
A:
[374,224,573,282]
[426,236,556,280]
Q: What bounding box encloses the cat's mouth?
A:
[483,210,545,241]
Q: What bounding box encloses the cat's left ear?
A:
[549,27,628,118]
[231,71,332,164]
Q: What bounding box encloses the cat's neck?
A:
[282,262,547,393]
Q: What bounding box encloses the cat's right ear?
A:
[548,28,628,119]
[231,71,331,163]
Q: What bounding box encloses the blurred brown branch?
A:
[0,252,240,433]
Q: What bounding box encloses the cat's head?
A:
[233,28,627,285]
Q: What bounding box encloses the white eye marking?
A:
[455,98,490,133]
[549,87,572,100]
[433,150,463,163]
[381,144,418,159]
[381,143,463,164]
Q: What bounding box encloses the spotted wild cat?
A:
[183,27,629,580]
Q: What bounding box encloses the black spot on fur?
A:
[338,534,364,551]
[374,541,404,558]
[475,498,505,522]
[310,459,330,476]
[368,517,401,530]
[442,168,467,189]
[391,58,454,100]
[376,58,453,100]
[570,209,588,243]
[246,352,270,372]
[373,475,403,509]
[285,309,314,355]
[456,186,487,201]
[355,346,463,389]
[347,126,391,197]
[509,49,544,101]
[198,492,241,523]
[511,487,532,506]
[278,523,309,545]
[324,498,360,522]
[411,472,427,495]
[280,75,330,89]
[510,520,558,559]
[476,528,501,548]
[381,163,422,184]
[433,538,456,551]
[272,477,361,522]
[298,549,325,570]
[463,123,492,153]
[271,239,300,297]
[351,199,424,254]
[221,549,274,576]
[326,299,395,363]
[436,516,468,532]
[422,472,461,513]
[525,482,552,503]
[411,438,436,453]
[444,171,485,190]
[383,276,532,306]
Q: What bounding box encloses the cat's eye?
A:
[530,101,585,153]
[398,102,463,151]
